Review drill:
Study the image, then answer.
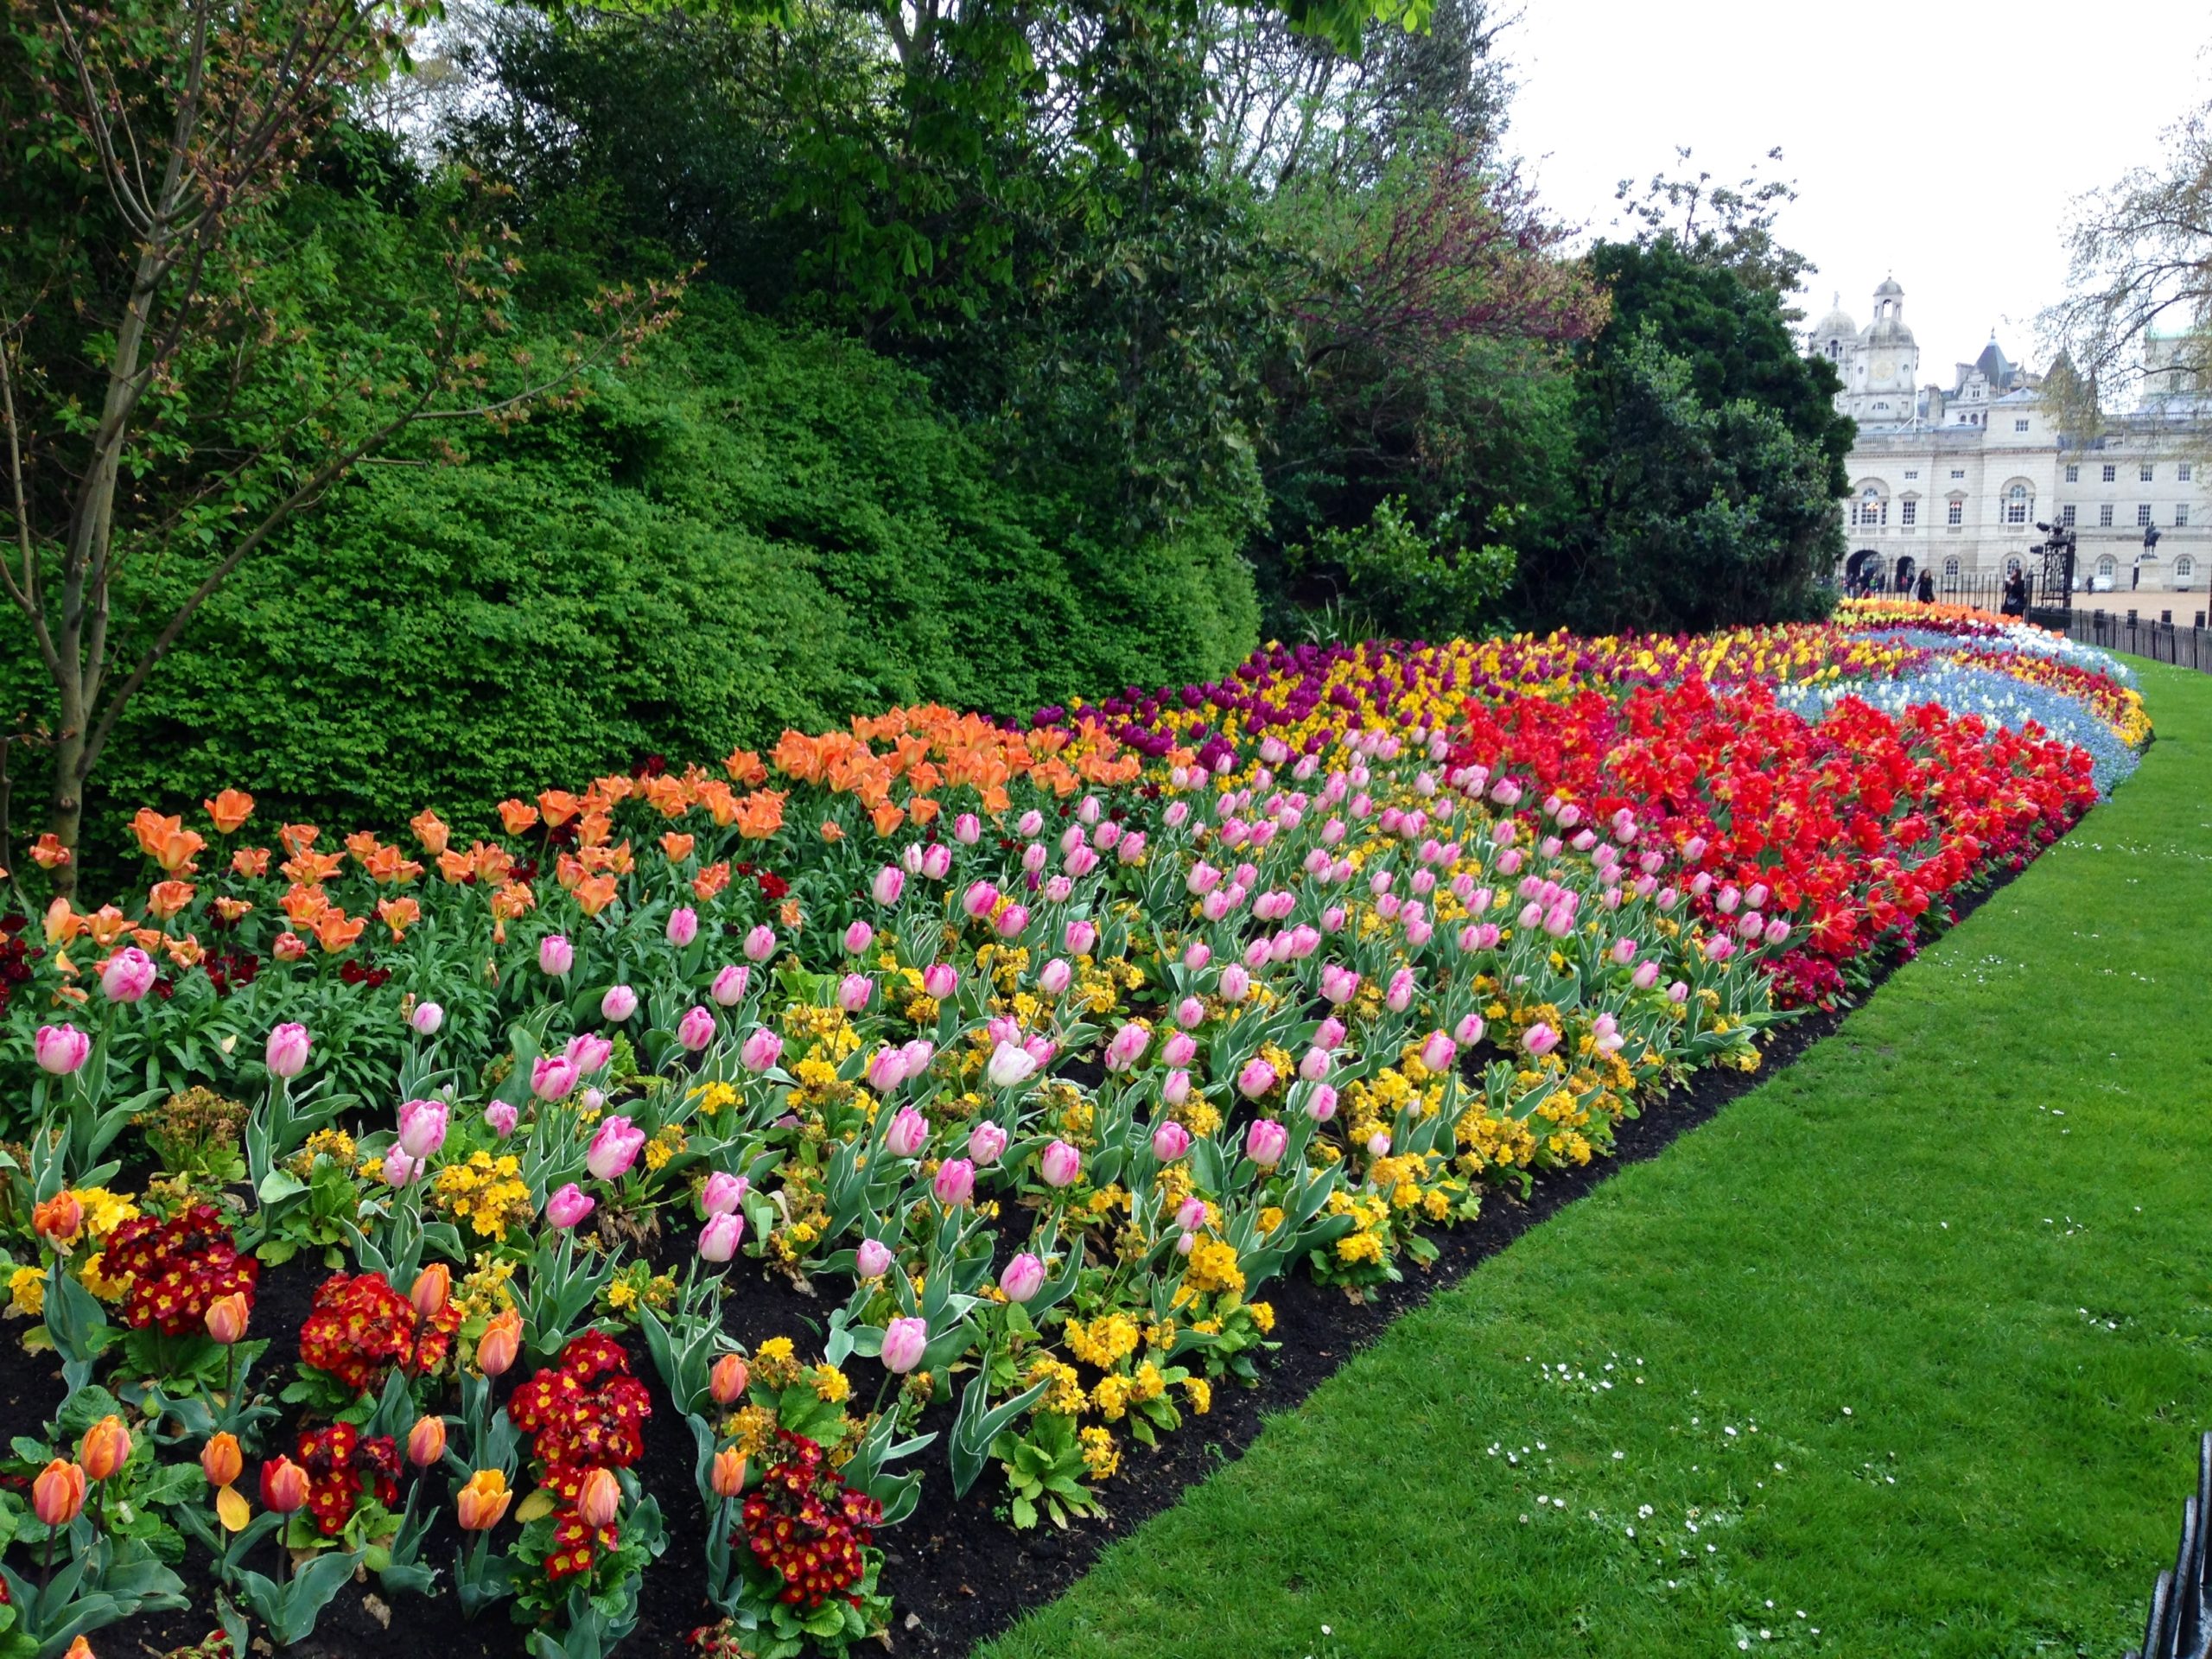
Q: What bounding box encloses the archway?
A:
[1845,549,1882,594]
[1892,555,1917,593]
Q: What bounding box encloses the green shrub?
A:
[1,292,1258,871]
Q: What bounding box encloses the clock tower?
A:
[1836,276,1921,429]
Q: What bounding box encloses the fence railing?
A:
[2133,1431,2210,1658]
[2064,609,2212,672]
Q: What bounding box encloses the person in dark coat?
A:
[2001,570,2028,617]
[1916,569,1936,603]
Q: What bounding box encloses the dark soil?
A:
[51,869,2018,1659]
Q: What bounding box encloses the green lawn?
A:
[982,658,2212,1659]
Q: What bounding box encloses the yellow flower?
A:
[810,1363,851,1404]
[1078,1425,1121,1479]
[1182,1376,1212,1414]
[9,1266,45,1318]
[1248,1300,1275,1335]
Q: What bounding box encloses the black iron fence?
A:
[2132,1432,2210,1658]
[2065,608,2212,671]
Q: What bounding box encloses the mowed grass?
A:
[982,659,2212,1659]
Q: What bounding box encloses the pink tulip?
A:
[1163,1069,1192,1106]
[1038,1140,1082,1189]
[601,984,639,1022]
[1103,1023,1150,1072]
[986,1042,1039,1090]
[1236,1057,1277,1100]
[34,1023,91,1076]
[1175,1196,1209,1232]
[531,1053,580,1102]
[1385,969,1415,1013]
[1523,1022,1560,1058]
[900,1039,936,1077]
[921,842,952,880]
[741,1027,783,1072]
[880,1317,928,1374]
[1064,919,1097,954]
[99,947,157,1003]
[410,1001,445,1036]
[1245,1119,1288,1167]
[677,1005,716,1051]
[1315,1015,1347,1052]
[546,1183,596,1229]
[1219,964,1251,1004]
[1367,1130,1393,1159]
[1017,810,1045,837]
[382,1146,422,1188]
[962,881,999,919]
[538,935,574,977]
[698,1212,745,1262]
[1454,1013,1486,1046]
[1301,1082,1339,1122]
[1298,1046,1331,1083]
[867,1047,908,1093]
[922,963,957,999]
[1039,957,1073,996]
[667,906,699,947]
[264,1022,310,1078]
[1001,1252,1046,1303]
[1419,1030,1457,1072]
[1182,941,1212,972]
[886,1106,930,1159]
[873,866,906,906]
[711,964,749,1006]
[744,925,778,963]
[1162,1031,1198,1068]
[1152,1120,1192,1161]
[702,1172,747,1216]
[841,919,873,956]
[836,974,873,1014]
[1632,960,1662,989]
[994,903,1030,939]
[856,1238,893,1277]
[484,1103,518,1139]
[566,1033,613,1074]
[931,1158,976,1206]
[586,1116,646,1182]
[397,1098,448,1160]
[954,813,982,844]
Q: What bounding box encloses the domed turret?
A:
[1811,292,1857,364]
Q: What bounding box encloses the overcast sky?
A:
[1503,0,2212,391]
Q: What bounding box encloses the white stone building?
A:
[1807,279,2212,611]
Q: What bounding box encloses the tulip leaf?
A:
[515,1488,558,1523]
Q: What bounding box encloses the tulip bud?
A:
[1000,1252,1046,1303]
[407,1414,448,1469]
[967,1121,1007,1166]
[922,963,957,999]
[34,1190,84,1248]
[1245,1118,1288,1168]
[711,1446,748,1498]
[410,1264,451,1323]
[601,983,639,1022]
[677,1005,716,1052]
[260,1457,308,1515]
[477,1309,523,1377]
[709,1352,751,1405]
[855,1238,893,1278]
[1038,1140,1082,1189]
[201,1433,244,1489]
[880,1316,929,1374]
[565,1465,619,1531]
[667,906,699,947]
[205,1290,251,1346]
[264,1021,310,1078]
[744,925,777,963]
[710,963,749,1007]
[79,1414,130,1483]
[1151,1119,1192,1161]
[740,1027,783,1072]
[33,1459,86,1527]
[886,1105,930,1159]
[699,1212,745,1262]
[546,1182,596,1230]
[931,1158,976,1206]
[485,1102,519,1139]
[410,1000,445,1036]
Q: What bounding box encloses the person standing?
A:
[1916,569,1936,603]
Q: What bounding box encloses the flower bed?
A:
[0,614,2142,1659]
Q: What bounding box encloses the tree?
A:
[1512,239,1852,632]
[0,0,677,889]
[2042,105,2212,429]
[1614,145,1814,313]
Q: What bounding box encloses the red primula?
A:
[100,1204,258,1335]
[297,1271,463,1394]
[295,1421,401,1536]
[739,1430,880,1610]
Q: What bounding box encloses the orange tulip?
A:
[84,906,131,947]
[64,1637,94,1659]
[205,1290,251,1344]
[410,1263,450,1322]
[456,1468,512,1531]
[147,880,196,920]
[575,1466,620,1529]
[34,1190,84,1247]
[276,823,320,857]
[709,1352,750,1405]
[201,1432,244,1488]
[33,1459,86,1527]
[410,808,452,856]
[477,1308,523,1377]
[496,799,540,836]
[79,1414,131,1482]
[203,789,256,835]
[722,747,768,787]
[41,896,84,944]
[163,934,206,969]
[732,790,785,840]
[710,1447,747,1498]
[573,874,619,918]
[659,831,696,863]
[377,896,423,940]
[407,1414,448,1469]
[29,833,72,869]
[230,846,270,879]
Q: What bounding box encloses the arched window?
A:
[2178,555,2197,578]
[2005,484,2031,525]
[2097,556,2118,578]
[2005,556,2024,576]
[1942,556,1961,578]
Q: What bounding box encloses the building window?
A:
[2180,555,2198,578]
[1904,470,1919,480]
[2062,505,2077,527]
[2005,486,2030,524]
[2098,556,2118,577]
[2181,464,2194,482]
[1951,468,1966,480]
[2141,463,2155,481]
[2100,504,2115,527]
[2015,418,2030,432]
[1942,556,1960,577]
[1900,499,1917,525]
[2179,505,2190,527]
[1948,499,1964,526]
[2139,504,2154,526]
[2065,464,2080,482]
[2103,464,2119,481]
